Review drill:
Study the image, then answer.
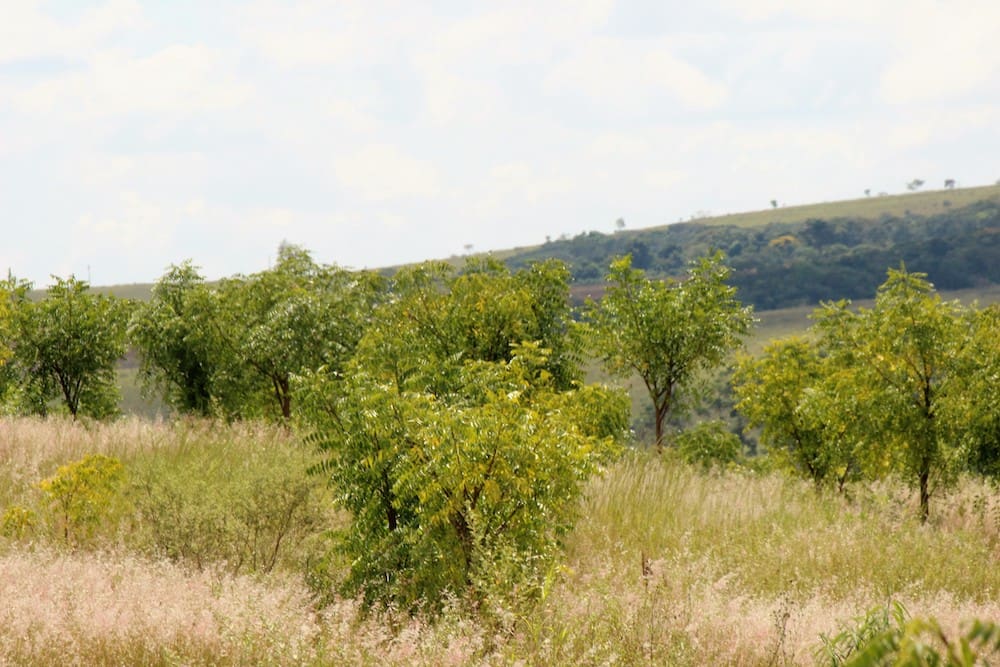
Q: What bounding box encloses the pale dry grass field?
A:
[1,419,999,665]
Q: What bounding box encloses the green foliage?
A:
[817,601,1000,667]
[815,268,973,520]
[733,336,861,490]
[11,276,131,418]
[38,454,125,544]
[587,251,753,451]
[299,353,627,612]
[127,429,330,575]
[958,305,1000,478]
[129,262,218,416]
[130,245,385,421]
[737,267,1000,519]
[0,276,25,410]
[816,601,909,666]
[298,258,628,611]
[209,243,385,420]
[675,420,743,469]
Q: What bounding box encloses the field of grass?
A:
[2,418,999,665]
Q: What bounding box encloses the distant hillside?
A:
[73,183,1000,311]
[658,183,1000,229]
[505,185,1000,310]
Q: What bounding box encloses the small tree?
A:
[298,259,628,610]
[733,336,862,490]
[39,454,124,544]
[955,305,1000,477]
[209,244,384,421]
[587,252,753,452]
[14,276,131,418]
[129,262,219,416]
[814,268,971,521]
[299,344,627,610]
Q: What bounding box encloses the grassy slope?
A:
[659,183,1000,230]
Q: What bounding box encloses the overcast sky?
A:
[2,1,999,286]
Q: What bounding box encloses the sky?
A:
[2,0,999,287]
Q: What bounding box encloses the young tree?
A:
[587,252,753,452]
[297,259,628,610]
[814,268,971,521]
[211,244,385,420]
[129,262,219,416]
[14,276,131,418]
[955,304,1000,477]
[0,277,19,403]
[733,336,862,490]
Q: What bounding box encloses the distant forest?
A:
[504,199,1000,309]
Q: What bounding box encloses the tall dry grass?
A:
[2,419,999,665]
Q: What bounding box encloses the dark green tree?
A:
[129,262,218,416]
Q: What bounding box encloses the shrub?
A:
[0,505,36,540]
[676,420,743,469]
[817,601,1000,666]
[37,454,125,544]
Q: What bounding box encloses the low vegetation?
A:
[5,198,1000,663]
[2,420,1000,665]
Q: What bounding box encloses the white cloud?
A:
[546,37,728,111]
[238,1,423,68]
[73,192,172,261]
[471,161,574,218]
[0,0,143,63]
[879,2,1000,104]
[14,45,251,118]
[418,67,505,126]
[720,0,893,23]
[333,144,441,201]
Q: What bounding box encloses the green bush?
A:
[816,601,1000,666]
[38,454,125,544]
[676,420,743,469]
[1,504,37,539]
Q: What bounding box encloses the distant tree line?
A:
[506,199,1000,309]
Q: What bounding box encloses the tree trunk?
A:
[919,468,930,523]
[450,512,475,588]
[381,471,398,532]
[654,403,667,454]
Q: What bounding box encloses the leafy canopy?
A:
[10,276,131,418]
[588,251,753,451]
[297,259,628,611]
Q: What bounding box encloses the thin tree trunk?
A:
[919,468,930,523]
[654,402,668,454]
